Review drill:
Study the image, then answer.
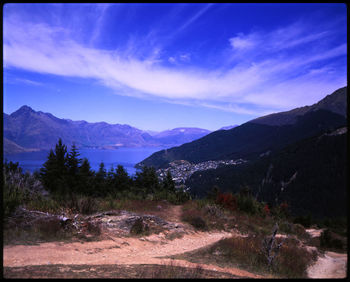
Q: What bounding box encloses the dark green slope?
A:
[251,86,347,126]
[137,87,347,169]
[138,109,346,169]
[186,127,347,219]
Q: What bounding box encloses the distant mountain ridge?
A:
[3,106,211,154]
[137,87,347,169]
[251,87,347,126]
[219,125,239,130]
[152,127,211,146]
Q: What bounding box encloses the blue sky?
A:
[3,3,347,131]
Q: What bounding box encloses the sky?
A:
[3,3,347,131]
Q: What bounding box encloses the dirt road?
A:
[3,230,263,278]
[307,251,347,279]
[4,207,346,279]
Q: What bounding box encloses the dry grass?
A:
[4,263,238,279]
[4,216,77,245]
[117,199,171,213]
[181,201,234,231]
[172,233,316,278]
[137,261,205,278]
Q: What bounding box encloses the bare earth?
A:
[3,229,264,278]
[3,206,347,279]
[305,229,347,279]
[3,205,264,278]
[307,251,347,279]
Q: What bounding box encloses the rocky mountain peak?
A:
[10,105,35,117]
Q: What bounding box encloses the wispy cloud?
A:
[89,3,112,46]
[3,9,347,116]
[4,75,44,87]
[176,3,213,34]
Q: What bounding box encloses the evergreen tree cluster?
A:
[39,139,189,203]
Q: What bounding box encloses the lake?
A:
[3,147,165,176]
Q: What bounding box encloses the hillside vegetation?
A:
[187,127,347,220]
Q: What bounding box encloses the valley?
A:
[3,86,348,279]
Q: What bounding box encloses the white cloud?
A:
[168,56,176,64]
[3,15,347,116]
[229,33,256,50]
[179,53,190,62]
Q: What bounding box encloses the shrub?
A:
[130,218,149,235]
[203,204,223,218]
[173,189,191,204]
[189,216,207,230]
[278,221,293,234]
[67,195,98,214]
[292,223,309,240]
[3,183,26,217]
[320,217,347,237]
[215,192,237,211]
[263,204,270,216]
[214,236,265,269]
[80,197,98,214]
[37,217,62,238]
[25,194,60,214]
[236,194,261,215]
[3,162,45,217]
[86,221,101,236]
[181,207,208,231]
[320,229,345,251]
[212,234,313,278]
[274,239,313,278]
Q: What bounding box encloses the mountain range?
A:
[3,106,211,154]
[137,87,347,169]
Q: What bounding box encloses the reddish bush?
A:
[264,204,270,216]
[216,192,237,211]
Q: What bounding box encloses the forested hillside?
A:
[186,127,347,219]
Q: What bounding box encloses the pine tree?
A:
[77,158,94,195]
[106,165,115,195]
[96,162,107,179]
[67,144,81,176]
[135,166,160,196]
[55,138,68,175]
[162,170,176,193]
[40,138,68,196]
[113,165,131,193]
[94,162,107,196]
[67,143,82,193]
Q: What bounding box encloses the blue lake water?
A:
[3,147,165,176]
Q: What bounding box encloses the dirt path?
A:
[305,228,324,238]
[305,228,347,279]
[3,230,263,278]
[167,204,183,223]
[7,209,345,279]
[307,251,347,279]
